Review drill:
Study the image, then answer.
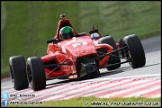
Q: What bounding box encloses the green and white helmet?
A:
[59,26,74,40]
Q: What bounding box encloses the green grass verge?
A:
[7,96,161,107]
[1,1,161,78]
[79,1,161,40]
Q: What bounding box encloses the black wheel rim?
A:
[124,44,133,66]
[9,62,14,82]
[27,64,32,86]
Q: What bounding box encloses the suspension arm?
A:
[102,59,129,68]
[44,63,72,68]
[100,46,128,58]
[46,59,67,77]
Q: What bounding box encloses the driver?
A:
[59,26,74,41]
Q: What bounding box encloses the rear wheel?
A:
[98,36,121,70]
[9,56,29,90]
[123,34,146,68]
[26,57,46,91]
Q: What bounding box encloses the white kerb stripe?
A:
[42,79,132,101]
[151,94,161,98]
[100,80,160,98]
[84,79,150,97]
[124,86,161,98]
[86,74,160,82]
[27,81,91,101]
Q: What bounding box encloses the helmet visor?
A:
[60,32,74,40]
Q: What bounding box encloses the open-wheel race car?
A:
[9,14,146,91]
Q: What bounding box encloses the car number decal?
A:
[72,42,87,47]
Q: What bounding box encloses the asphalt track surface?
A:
[1,36,161,102]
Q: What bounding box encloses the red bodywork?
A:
[41,17,114,80]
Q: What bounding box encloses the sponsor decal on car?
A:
[72,42,87,47]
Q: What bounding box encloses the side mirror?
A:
[47,39,55,44]
[46,39,60,44]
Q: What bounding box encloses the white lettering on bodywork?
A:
[72,42,87,47]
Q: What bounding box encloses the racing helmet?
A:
[59,26,74,40]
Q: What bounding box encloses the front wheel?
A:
[26,57,46,91]
[123,34,146,68]
[9,56,29,90]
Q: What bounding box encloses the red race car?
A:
[9,14,146,91]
